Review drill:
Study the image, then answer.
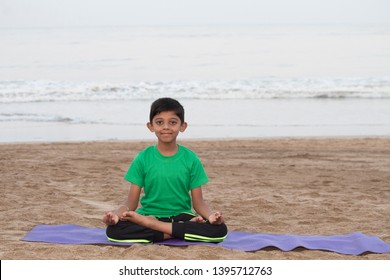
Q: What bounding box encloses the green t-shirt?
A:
[124,145,209,217]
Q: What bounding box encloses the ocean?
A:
[1,24,389,142]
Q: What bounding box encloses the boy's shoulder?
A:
[178,144,191,151]
[141,145,155,153]
[135,145,155,157]
[178,144,199,156]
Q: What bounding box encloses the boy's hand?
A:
[103,211,119,225]
[208,211,224,225]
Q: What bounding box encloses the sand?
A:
[0,137,389,260]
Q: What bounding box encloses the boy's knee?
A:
[210,223,228,242]
[172,221,228,242]
[217,223,228,236]
[105,224,119,239]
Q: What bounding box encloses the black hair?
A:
[149,97,185,123]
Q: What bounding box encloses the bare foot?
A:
[190,215,206,223]
[121,211,173,238]
[121,211,157,227]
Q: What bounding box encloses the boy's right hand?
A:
[103,211,119,225]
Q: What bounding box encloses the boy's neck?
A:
[156,141,178,156]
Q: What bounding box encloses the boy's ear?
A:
[147,122,154,132]
[180,122,188,132]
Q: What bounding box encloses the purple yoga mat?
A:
[20,224,390,255]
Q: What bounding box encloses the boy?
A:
[103,97,228,243]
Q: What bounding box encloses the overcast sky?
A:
[1,0,389,28]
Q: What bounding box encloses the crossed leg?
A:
[112,211,227,243]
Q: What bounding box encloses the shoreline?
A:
[1,137,389,259]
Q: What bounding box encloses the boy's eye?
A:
[154,119,179,126]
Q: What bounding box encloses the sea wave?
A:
[0,113,73,123]
[0,78,389,103]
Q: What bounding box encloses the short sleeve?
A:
[124,153,145,187]
[189,156,209,189]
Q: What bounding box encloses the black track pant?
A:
[106,213,228,243]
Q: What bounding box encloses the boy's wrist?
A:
[119,205,129,211]
[115,205,129,216]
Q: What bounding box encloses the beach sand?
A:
[1,137,389,260]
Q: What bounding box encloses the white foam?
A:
[1,78,389,104]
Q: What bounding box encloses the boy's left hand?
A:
[208,211,224,225]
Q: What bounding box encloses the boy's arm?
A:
[121,183,142,212]
[191,187,224,224]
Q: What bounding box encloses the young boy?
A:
[103,97,228,243]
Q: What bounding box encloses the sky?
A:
[0,0,390,28]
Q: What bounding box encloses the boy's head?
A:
[149,97,185,124]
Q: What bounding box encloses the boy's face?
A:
[147,111,187,144]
